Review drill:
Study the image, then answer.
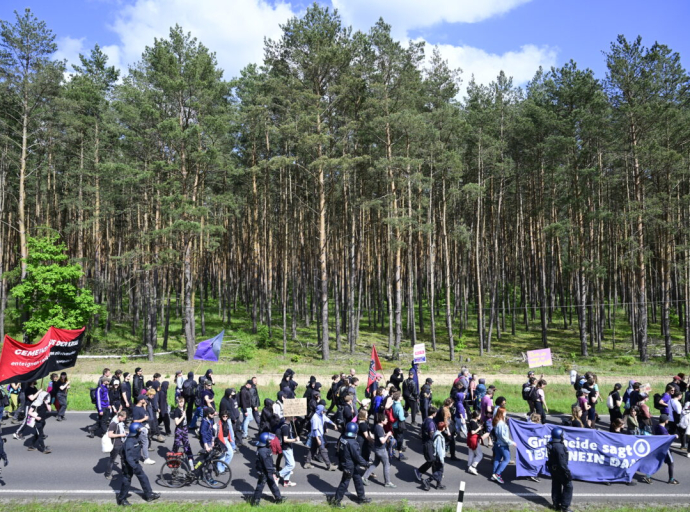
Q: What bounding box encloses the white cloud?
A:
[429,42,558,96]
[105,0,296,79]
[333,0,532,39]
[54,36,87,72]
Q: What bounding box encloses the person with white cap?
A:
[305,404,336,470]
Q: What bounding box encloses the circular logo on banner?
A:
[632,439,651,458]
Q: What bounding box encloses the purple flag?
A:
[193,330,225,361]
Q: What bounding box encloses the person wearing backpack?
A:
[421,421,447,491]
[105,410,128,480]
[547,427,573,512]
[181,371,197,423]
[533,380,548,425]
[522,376,537,418]
[420,378,433,421]
[402,370,419,426]
[608,383,623,423]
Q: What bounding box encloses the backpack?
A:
[522,383,533,401]
[326,385,334,401]
[336,385,349,405]
[528,386,540,403]
[182,379,197,400]
[0,387,9,408]
[573,376,583,391]
[653,393,663,410]
[606,394,614,410]
[90,388,98,405]
[195,377,207,406]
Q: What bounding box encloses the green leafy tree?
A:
[9,235,101,340]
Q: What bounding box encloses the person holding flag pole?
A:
[366,345,383,400]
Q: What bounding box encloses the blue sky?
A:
[2,0,688,93]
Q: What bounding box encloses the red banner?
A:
[0,327,85,384]
[366,345,383,392]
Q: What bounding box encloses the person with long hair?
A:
[570,406,583,428]
[491,407,515,484]
[55,372,70,422]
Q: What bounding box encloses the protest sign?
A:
[282,398,307,417]
[413,343,427,364]
[509,420,673,483]
[526,348,553,368]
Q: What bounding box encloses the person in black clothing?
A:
[327,374,340,413]
[0,434,8,474]
[239,381,254,441]
[547,427,573,512]
[403,371,419,425]
[132,368,144,402]
[251,432,284,506]
[420,378,433,421]
[259,398,278,434]
[389,368,404,391]
[304,376,317,401]
[250,377,261,424]
[121,373,132,415]
[117,422,160,506]
[27,391,51,454]
[203,368,214,386]
[220,388,241,443]
[328,422,371,508]
[158,381,171,436]
[182,371,197,423]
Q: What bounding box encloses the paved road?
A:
[0,412,689,506]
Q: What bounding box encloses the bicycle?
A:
[158,450,232,489]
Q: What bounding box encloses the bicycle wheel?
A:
[159,458,192,488]
[200,459,232,489]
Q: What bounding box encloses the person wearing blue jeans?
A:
[278,417,298,486]
[239,382,254,439]
[491,407,515,484]
[217,411,234,473]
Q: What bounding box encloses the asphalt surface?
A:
[0,412,689,507]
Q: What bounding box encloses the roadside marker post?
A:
[457,480,466,512]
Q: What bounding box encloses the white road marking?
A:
[0,490,687,498]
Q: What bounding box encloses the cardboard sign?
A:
[413,343,427,364]
[527,348,553,368]
[282,398,307,417]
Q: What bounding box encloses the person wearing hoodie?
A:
[132,368,145,401]
[421,421,447,491]
[220,388,241,446]
[239,381,254,440]
[280,369,298,395]
[182,371,197,423]
[388,368,404,391]
[273,392,285,420]
[250,376,261,424]
[259,399,278,434]
[91,378,111,438]
[204,368,215,386]
[158,381,171,436]
[305,405,336,470]
[171,396,194,466]
[303,377,317,401]
[622,380,636,413]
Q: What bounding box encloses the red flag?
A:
[366,345,383,392]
